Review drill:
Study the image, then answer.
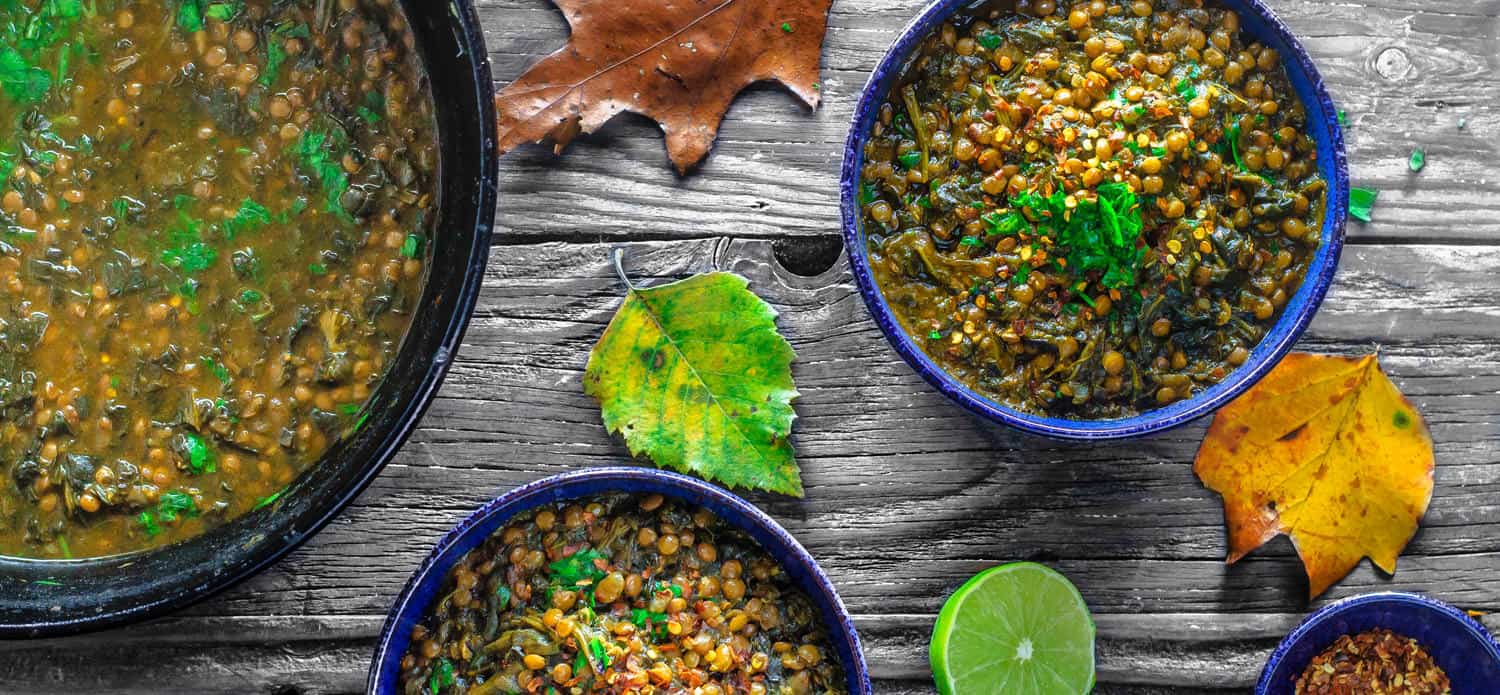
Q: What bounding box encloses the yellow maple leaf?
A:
[1194,353,1434,598]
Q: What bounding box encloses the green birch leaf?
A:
[584,254,802,496]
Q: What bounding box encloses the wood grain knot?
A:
[772,235,845,277]
[1375,46,1413,81]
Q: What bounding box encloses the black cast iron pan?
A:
[0,0,498,638]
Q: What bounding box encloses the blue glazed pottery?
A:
[369,467,873,694]
[1257,592,1500,693]
[839,0,1350,440]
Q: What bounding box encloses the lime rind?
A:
[931,562,1097,695]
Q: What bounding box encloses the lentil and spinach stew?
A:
[0,0,438,558]
[858,0,1327,418]
[399,494,848,695]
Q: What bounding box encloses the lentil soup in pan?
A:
[857,0,1327,419]
[0,0,438,558]
[399,493,849,695]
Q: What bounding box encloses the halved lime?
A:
[930,562,1097,695]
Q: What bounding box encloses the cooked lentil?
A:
[0,0,437,557]
[1294,628,1451,695]
[398,493,849,695]
[859,0,1326,418]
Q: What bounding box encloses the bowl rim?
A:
[838,0,1350,440]
[1255,591,1500,694]
[0,0,499,638]
[367,467,875,695]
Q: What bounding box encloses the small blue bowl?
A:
[839,0,1350,440]
[1257,592,1500,694]
[368,467,873,694]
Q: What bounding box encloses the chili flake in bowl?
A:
[370,468,871,695]
[1257,593,1500,695]
[1295,629,1450,695]
[840,0,1349,438]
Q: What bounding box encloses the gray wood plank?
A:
[480,0,1500,244]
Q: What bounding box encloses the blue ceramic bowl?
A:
[840,0,1350,440]
[368,468,873,694]
[1257,592,1500,693]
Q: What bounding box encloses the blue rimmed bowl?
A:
[368,467,873,694]
[1257,592,1500,693]
[839,0,1350,440]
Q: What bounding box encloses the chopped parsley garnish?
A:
[161,213,218,274]
[1408,148,1425,173]
[200,356,232,384]
[858,181,877,206]
[293,129,355,222]
[780,22,793,33]
[223,198,273,239]
[548,549,608,586]
[138,490,201,537]
[976,31,1002,50]
[588,637,612,668]
[400,233,423,259]
[1348,187,1377,222]
[428,657,455,694]
[253,488,287,511]
[897,150,921,169]
[1008,182,1145,291]
[261,23,311,89]
[176,0,205,32]
[0,0,88,103]
[180,431,217,473]
[1174,78,1198,101]
[356,91,385,124]
[981,210,1028,236]
[1337,109,1348,127]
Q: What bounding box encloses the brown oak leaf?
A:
[495,0,832,173]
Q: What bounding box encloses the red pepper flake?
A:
[1294,628,1451,694]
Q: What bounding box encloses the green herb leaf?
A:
[1349,187,1378,222]
[205,1,243,22]
[897,151,921,169]
[585,255,802,495]
[1408,148,1425,173]
[181,432,217,474]
[200,356,232,385]
[1174,78,1198,101]
[589,637,612,668]
[548,549,608,586]
[428,657,454,694]
[176,0,205,32]
[1337,109,1348,127]
[400,233,423,259]
[224,198,273,239]
[157,490,197,523]
[138,510,161,537]
[0,47,51,103]
[780,22,792,32]
[977,31,1002,50]
[252,488,286,511]
[292,130,354,222]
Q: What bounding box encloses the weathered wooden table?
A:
[5,0,1499,692]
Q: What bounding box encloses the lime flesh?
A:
[930,562,1097,695]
